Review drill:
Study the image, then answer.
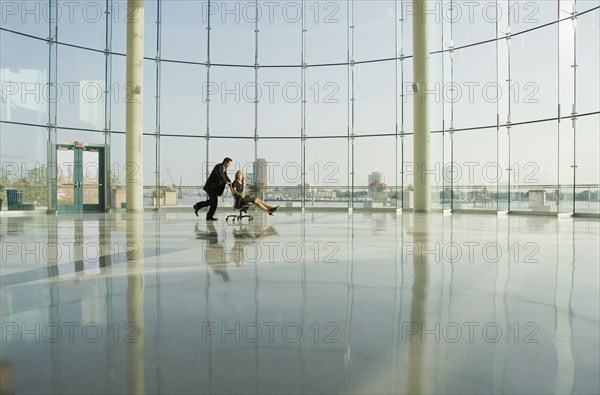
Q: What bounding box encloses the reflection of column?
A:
[126,0,144,211]
[407,214,429,394]
[392,212,405,393]
[100,216,116,390]
[553,220,575,394]
[344,211,355,389]
[437,212,453,393]
[48,215,62,392]
[126,213,145,394]
[493,215,509,393]
[299,211,307,393]
[412,0,430,212]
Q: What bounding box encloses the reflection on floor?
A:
[1,211,599,394]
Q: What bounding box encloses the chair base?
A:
[226,206,254,222]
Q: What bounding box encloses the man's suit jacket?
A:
[203,163,231,197]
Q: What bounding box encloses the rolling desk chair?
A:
[226,195,254,222]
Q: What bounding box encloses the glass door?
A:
[57,145,104,213]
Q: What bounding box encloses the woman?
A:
[231,170,279,215]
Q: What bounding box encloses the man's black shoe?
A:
[193,204,200,217]
[207,217,218,221]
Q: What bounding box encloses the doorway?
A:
[56,144,105,213]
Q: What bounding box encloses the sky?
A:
[1,0,599,190]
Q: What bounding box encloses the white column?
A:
[126,0,144,211]
[412,0,430,212]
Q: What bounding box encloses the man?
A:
[194,157,233,221]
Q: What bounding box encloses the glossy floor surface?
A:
[1,211,599,394]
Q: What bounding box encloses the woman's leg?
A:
[255,198,274,210]
[253,199,271,212]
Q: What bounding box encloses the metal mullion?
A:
[205,0,212,180]
[155,0,162,209]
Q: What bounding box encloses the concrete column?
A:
[412,0,430,212]
[126,0,144,211]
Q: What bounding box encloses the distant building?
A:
[254,158,268,188]
[247,158,269,199]
[368,172,386,192]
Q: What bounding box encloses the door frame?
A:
[49,142,109,213]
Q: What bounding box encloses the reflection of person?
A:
[196,222,230,281]
[230,225,278,267]
[194,157,233,221]
[231,170,279,215]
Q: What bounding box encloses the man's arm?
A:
[216,164,231,184]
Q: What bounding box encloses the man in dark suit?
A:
[194,157,233,221]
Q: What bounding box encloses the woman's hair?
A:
[235,170,244,184]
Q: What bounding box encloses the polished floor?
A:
[0,210,598,394]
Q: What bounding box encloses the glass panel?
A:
[577,10,600,115]
[305,0,347,65]
[143,134,157,205]
[511,25,558,123]
[509,122,558,212]
[305,65,348,136]
[57,148,75,206]
[452,128,499,210]
[56,0,106,50]
[56,45,105,131]
[575,114,600,214]
[209,67,255,136]
[401,134,414,209]
[0,123,48,210]
[558,120,575,212]
[354,62,395,135]
[260,1,302,66]
[453,42,498,129]
[257,68,301,137]
[0,32,48,125]
[354,136,397,209]
[401,58,414,135]
[497,5,511,211]
[210,2,255,65]
[430,131,445,210]
[510,0,558,33]
[0,1,47,37]
[109,134,126,208]
[161,62,207,136]
[354,0,395,61]
[158,136,204,208]
[305,138,348,208]
[161,0,207,62]
[82,150,99,205]
[559,5,576,118]
[448,1,496,47]
[257,139,301,206]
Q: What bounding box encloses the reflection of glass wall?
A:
[1,0,598,214]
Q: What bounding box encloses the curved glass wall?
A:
[1,0,598,214]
